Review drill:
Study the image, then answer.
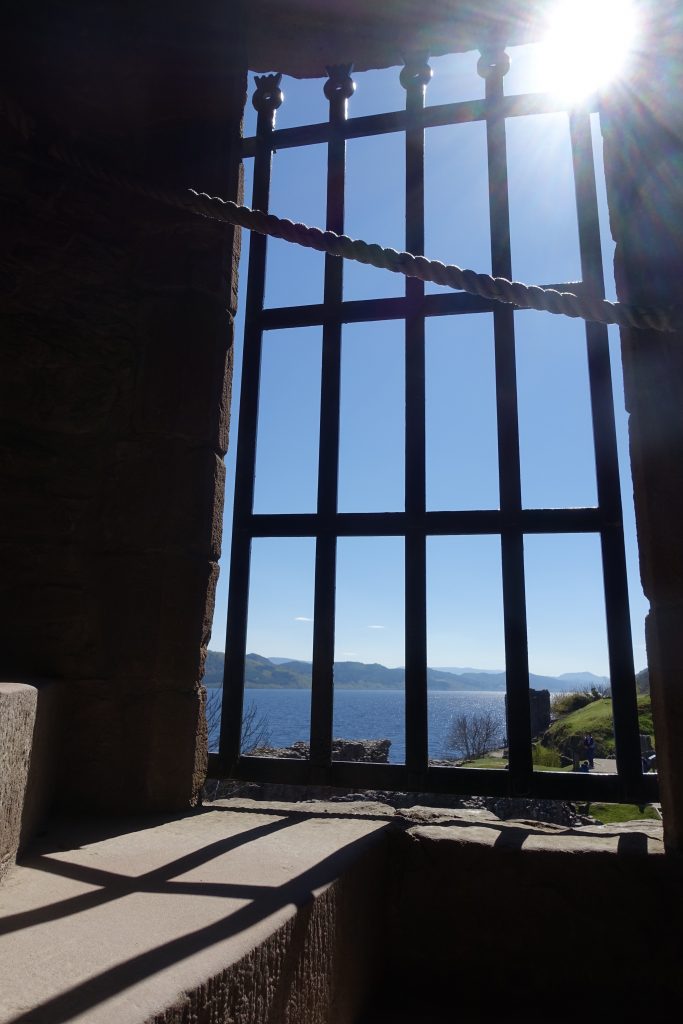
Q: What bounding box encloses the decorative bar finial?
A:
[324,64,356,100]
[477,46,511,79]
[400,52,433,90]
[252,73,284,113]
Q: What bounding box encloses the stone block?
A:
[94,551,218,687]
[381,818,678,1018]
[131,219,239,302]
[0,543,99,679]
[0,684,37,882]
[134,293,233,446]
[0,312,135,438]
[59,683,207,812]
[19,680,64,853]
[100,440,225,559]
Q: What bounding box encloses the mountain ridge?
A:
[203,651,613,693]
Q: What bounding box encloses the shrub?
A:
[551,691,593,716]
[532,743,561,768]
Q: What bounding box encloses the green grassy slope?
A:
[544,695,653,758]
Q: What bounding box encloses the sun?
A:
[536,0,638,101]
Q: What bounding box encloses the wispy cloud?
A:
[294,616,313,622]
[367,624,385,630]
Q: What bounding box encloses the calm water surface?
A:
[208,688,507,762]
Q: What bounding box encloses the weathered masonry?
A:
[1,2,683,1021]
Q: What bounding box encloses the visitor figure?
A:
[584,733,595,769]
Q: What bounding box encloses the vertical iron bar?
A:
[479,46,533,786]
[570,110,642,793]
[220,75,283,769]
[401,55,431,774]
[309,67,355,770]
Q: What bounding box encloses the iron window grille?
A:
[209,47,658,805]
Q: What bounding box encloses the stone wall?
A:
[369,815,679,1020]
[0,1,246,813]
[600,0,683,851]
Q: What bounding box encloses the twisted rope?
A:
[184,190,677,333]
[3,93,679,333]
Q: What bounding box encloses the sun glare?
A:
[537,0,638,101]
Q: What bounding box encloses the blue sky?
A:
[209,38,648,678]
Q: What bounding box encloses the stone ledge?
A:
[0,800,670,1023]
[385,811,676,1020]
[404,814,665,854]
[0,802,391,1024]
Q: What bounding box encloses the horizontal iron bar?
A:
[235,507,608,537]
[259,284,587,331]
[259,291,496,329]
[241,92,598,157]
[207,753,658,804]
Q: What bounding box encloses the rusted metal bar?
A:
[479,44,533,790]
[212,752,658,803]
[240,93,598,157]
[309,66,355,771]
[220,75,283,767]
[402,54,432,774]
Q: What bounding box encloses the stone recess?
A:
[0,684,37,882]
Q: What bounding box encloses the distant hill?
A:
[636,667,650,693]
[557,671,609,686]
[203,651,610,693]
[203,649,226,687]
[435,666,504,676]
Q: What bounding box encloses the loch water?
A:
[208,688,508,763]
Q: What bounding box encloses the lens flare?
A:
[537,0,638,100]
